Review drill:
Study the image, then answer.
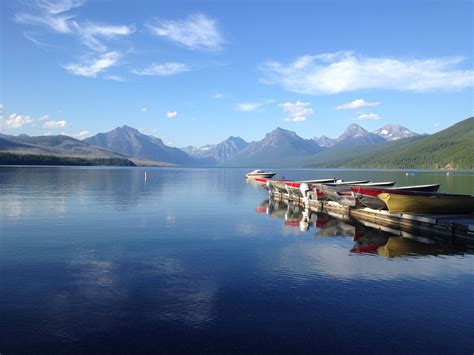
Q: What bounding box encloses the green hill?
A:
[0,152,136,166]
[306,117,474,170]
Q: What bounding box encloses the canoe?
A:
[377,191,474,214]
[351,184,441,210]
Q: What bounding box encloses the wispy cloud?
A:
[337,99,380,110]
[166,111,177,119]
[236,102,264,112]
[147,13,224,51]
[16,0,134,77]
[279,101,314,122]
[64,51,120,77]
[260,51,474,94]
[236,99,274,112]
[35,0,84,15]
[42,120,68,128]
[70,130,92,139]
[356,113,381,121]
[16,11,75,33]
[15,0,83,33]
[141,107,148,112]
[132,62,190,76]
[72,21,136,52]
[212,93,224,99]
[104,74,125,82]
[23,31,51,49]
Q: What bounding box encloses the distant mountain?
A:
[373,124,419,141]
[84,125,196,165]
[313,135,337,148]
[334,123,386,147]
[0,134,127,158]
[305,117,474,170]
[225,127,323,166]
[184,136,249,163]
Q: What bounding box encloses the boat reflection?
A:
[255,198,469,258]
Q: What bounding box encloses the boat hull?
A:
[246,173,276,179]
[378,192,474,214]
[352,184,441,209]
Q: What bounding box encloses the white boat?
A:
[245,169,276,179]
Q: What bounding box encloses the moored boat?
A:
[352,184,441,210]
[285,178,336,189]
[377,190,474,214]
[245,169,276,179]
[318,180,372,201]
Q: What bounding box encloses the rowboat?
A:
[267,179,290,194]
[377,190,474,214]
[317,180,374,201]
[245,169,276,179]
[284,178,336,189]
[285,178,336,198]
[351,184,441,210]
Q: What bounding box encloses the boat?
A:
[267,179,289,194]
[317,180,372,201]
[285,178,336,198]
[351,184,441,210]
[284,178,336,189]
[245,169,276,179]
[377,190,474,214]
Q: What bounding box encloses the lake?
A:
[1,167,473,353]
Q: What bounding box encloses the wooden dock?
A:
[270,191,474,244]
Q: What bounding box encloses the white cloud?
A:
[279,101,314,122]
[104,75,125,82]
[16,1,134,54]
[337,99,380,110]
[3,113,34,129]
[236,102,264,112]
[132,62,190,76]
[213,93,224,99]
[42,120,68,128]
[141,107,148,112]
[23,31,51,49]
[78,22,135,37]
[356,113,381,121]
[166,111,177,119]
[70,130,92,139]
[72,21,136,52]
[15,0,83,33]
[236,99,275,112]
[16,12,74,33]
[35,0,84,15]
[148,13,223,51]
[64,51,120,77]
[434,122,440,127]
[260,51,474,94]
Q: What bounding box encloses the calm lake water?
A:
[1,167,473,353]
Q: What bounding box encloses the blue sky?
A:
[1,0,473,147]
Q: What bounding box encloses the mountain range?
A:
[1,118,472,169]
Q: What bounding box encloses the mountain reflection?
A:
[256,198,468,258]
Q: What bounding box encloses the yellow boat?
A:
[377,191,474,214]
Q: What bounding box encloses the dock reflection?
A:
[255,198,469,258]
